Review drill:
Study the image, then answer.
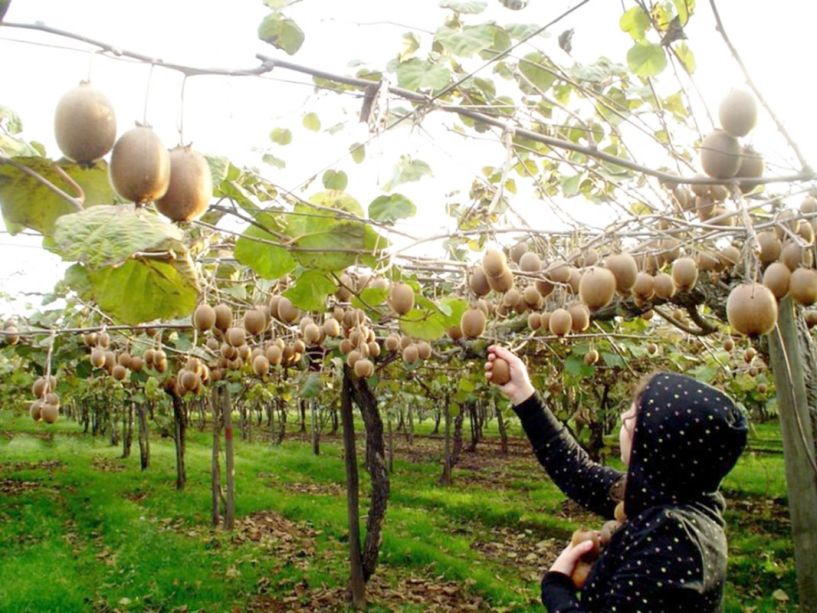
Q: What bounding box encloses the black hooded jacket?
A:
[512,372,748,612]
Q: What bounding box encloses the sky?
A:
[1,0,815,316]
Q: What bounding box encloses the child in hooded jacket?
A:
[486,346,748,612]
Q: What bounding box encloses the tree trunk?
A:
[110,407,119,446]
[432,407,441,435]
[221,386,236,531]
[211,390,222,528]
[452,407,464,466]
[466,401,479,452]
[331,405,339,435]
[497,403,509,456]
[311,400,320,456]
[299,399,307,434]
[121,403,133,458]
[172,394,187,491]
[137,403,150,470]
[347,368,389,583]
[276,397,286,445]
[440,398,452,486]
[387,414,394,474]
[340,370,366,609]
[406,404,414,445]
[768,297,817,612]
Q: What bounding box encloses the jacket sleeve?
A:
[513,392,624,518]
[540,511,708,613]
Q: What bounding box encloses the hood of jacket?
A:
[624,372,748,517]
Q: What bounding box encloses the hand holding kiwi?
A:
[485,346,535,405]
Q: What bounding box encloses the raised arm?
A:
[486,346,623,518]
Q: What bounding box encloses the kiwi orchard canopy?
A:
[1,0,817,609]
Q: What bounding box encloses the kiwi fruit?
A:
[789,268,817,306]
[303,323,322,345]
[400,335,413,350]
[193,304,216,332]
[354,358,374,378]
[757,231,781,264]
[276,297,299,323]
[109,126,171,204]
[54,82,117,164]
[104,351,116,372]
[578,267,617,311]
[718,245,741,270]
[700,130,742,179]
[483,249,508,277]
[535,278,554,298]
[548,308,572,337]
[31,376,56,398]
[523,285,542,308]
[155,146,212,221]
[632,272,655,301]
[584,349,599,366]
[447,325,463,341]
[253,355,270,376]
[214,304,232,332]
[671,186,693,211]
[243,309,267,335]
[672,257,698,292]
[226,327,246,347]
[417,341,432,360]
[727,283,778,336]
[509,240,529,263]
[780,242,812,271]
[652,273,675,300]
[603,254,638,293]
[385,334,401,352]
[527,312,542,330]
[744,347,757,363]
[568,303,590,332]
[266,345,283,365]
[736,146,763,193]
[518,251,542,272]
[389,283,415,315]
[90,347,106,368]
[461,308,486,339]
[502,288,523,308]
[797,220,815,245]
[719,89,758,138]
[402,344,419,364]
[41,403,59,424]
[323,318,341,338]
[490,358,511,385]
[487,268,514,293]
[30,400,43,422]
[762,262,791,299]
[546,260,571,284]
[468,267,491,296]
[131,356,145,372]
[112,364,128,381]
[97,331,110,348]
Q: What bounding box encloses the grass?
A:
[0,409,797,612]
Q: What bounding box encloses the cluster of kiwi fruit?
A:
[2,321,20,345]
[84,329,156,381]
[54,81,212,222]
[726,196,817,336]
[28,375,60,424]
[569,504,626,589]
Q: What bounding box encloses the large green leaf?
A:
[518,52,557,92]
[673,0,695,25]
[307,190,364,217]
[399,308,447,341]
[258,12,305,55]
[383,156,432,192]
[435,24,496,57]
[439,0,487,14]
[368,193,416,223]
[626,42,667,77]
[283,270,337,311]
[439,297,468,328]
[322,170,348,191]
[293,219,365,270]
[53,205,184,268]
[234,212,296,280]
[0,157,116,236]
[395,59,451,92]
[67,258,199,325]
[619,6,651,41]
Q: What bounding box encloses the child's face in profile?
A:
[619,402,637,465]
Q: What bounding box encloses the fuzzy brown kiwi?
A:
[323,318,341,338]
[487,268,514,293]
[718,245,741,270]
[483,248,508,278]
[646,342,658,355]
[719,89,758,138]
[402,344,419,364]
[757,231,781,264]
[448,325,463,341]
[54,82,117,164]
[632,272,655,301]
[672,257,699,292]
[546,260,571,284]
[40,403,59,424]
[385,334,401,352]
[518,251,542,272]
[744,347,757,363]
[243,309,267,336]
[253,355,270,376]
[354,358,374,378]
[700,130,742,179]
[584,349,600,365]
[214,304,232,332]
[736,146,763,194]
[192,304,216,332]
[780,242,811,271]
[789,268,817,306]
[490,358,511,385]
[460,308,486,339]
[468,267,491,297]
[388,283,415,315]
[527,312,542,330]
[523,285,542,309]
[226,327,246,347]
[155,146,212,221]
[535,278,555,299]
[266,345,283,365]
[90,347,106,368]
[276,297,299,323]
[417,341,432,360]
[652,273,675,300]
[578,266,617,311]
[603,254,638,293]
[548,308,572,337]
[112,364,128,381]
[797,220,815,245]
[303,323,322,345]
[509,240,529,263]
[568,303,590,332]
[762,262,791,300]
[727,283,778,336]
[109,126,170,204]
[502,288,523,308]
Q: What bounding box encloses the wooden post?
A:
[768,297,817,612]
[221,386,235,531]
[211,389,223,528]
[172,394,186,491]
[137,403,150,470]
[341,370,366,609]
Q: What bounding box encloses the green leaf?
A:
[73,258,199,325]
[300,372,321,398]
[357,286,389,307]
[262,154,286,169]
[395,59,451,92]
[283,270,337,311]
[673,0,695,25]
[561,174,582,197]
[565,355,594,377]
[400,33,421,62]
[0,157,116,236]
[383,156,432,192]
[439,297,468,328]
[322,170,348,191]
[307,190,364,217]
[673,41,696,73]
[619,6,651,41]
[439,0,487,13]
[269,128,292,145]
[205,155,230,188]
[258,12,305,55]
[350,143,366,164]
[302,112,321,131]
[627,42,667,77]
[399,308,447,341]
[293,220,363,271]
[368,193,417,223]
[518,52,556,92]
[601,352,625,368]
[53,205,185,268]
[234,212,296,280]
[435,24,496,57]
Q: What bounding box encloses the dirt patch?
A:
[123,489,149,503]
[726,496,790,536]
[284,481,343,497]
[0,459,65,473]
[470,525,562,584]
[0,478,43,495]
[249,572,491,612]
[91,456,126,473]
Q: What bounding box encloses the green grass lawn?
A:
[0,409,797,612]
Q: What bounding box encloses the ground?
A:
[0,409,796,612]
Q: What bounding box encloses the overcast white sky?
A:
[1,0,815,316]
